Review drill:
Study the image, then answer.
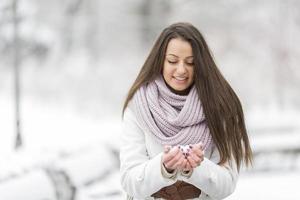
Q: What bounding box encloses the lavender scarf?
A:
[132,76,213,150]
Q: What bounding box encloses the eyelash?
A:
[168,61,194,66]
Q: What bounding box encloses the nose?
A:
[176,62,187,74]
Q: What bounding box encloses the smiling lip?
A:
[173,76,188,83]
[174,76,187,80]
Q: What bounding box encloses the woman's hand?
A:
[162,142,204,173]
[162,145,186,172]
[186,143,205,168]
[182,158,193,172]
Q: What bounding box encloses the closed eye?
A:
[168,60,177,64]
[167,60,194,66]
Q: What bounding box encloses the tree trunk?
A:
[12,0,22,150]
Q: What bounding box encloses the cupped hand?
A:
[186,142,205,168]
[162,145,186,172]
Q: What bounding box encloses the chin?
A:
[170,79,192,91]
[175,87,187,91]
[172,85,189,91]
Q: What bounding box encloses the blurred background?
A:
[0,0,300,199]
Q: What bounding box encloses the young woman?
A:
[120,22,252,200]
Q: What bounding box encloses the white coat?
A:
[120,106,238,200]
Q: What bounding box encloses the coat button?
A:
[136,176,144,181]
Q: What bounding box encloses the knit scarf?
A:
[132,76,213,150]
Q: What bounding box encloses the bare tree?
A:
[12,0,22,150]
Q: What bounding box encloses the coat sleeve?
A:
[179,146,239,200]
[119,107,177,198]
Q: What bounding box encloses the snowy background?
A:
[1,0,300,199]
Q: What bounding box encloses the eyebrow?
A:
[167,54,194,59]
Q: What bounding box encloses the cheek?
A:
[188,68,194,80]
[162,64,173,78]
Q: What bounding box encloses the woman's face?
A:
[163,38,194,93]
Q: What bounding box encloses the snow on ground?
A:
[226,171,300,200]
[0,93,122,199]
[77,171,124,200]
[0,93,122,154]
[0,169,56,200]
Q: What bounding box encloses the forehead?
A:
[165,38,193,57]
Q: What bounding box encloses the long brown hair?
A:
[123,22,252,170]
